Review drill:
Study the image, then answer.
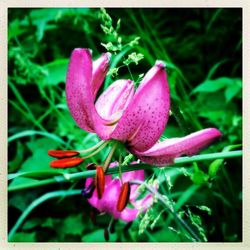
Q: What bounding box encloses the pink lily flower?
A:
[84,164,153,222]
[66,48,222,166]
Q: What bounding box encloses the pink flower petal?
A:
[87,187,102,211]
[122,169,144,183]
[122,169,145,201]
[119,207,138,222]
[95,79,134,120]
[92,53,111,98]
[134,128,222,166]
[111,61,170,152]
[99,178,121,218]
[66,48,115,138]
[66,48,95,132]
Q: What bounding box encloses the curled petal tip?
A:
[134,128,222,166]
[73,48,92,56]
[106,52,112,60]
[210,128,222,137]
[155,60,166,68]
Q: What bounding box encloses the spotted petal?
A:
[66,48,109,132]
[95,79,134,121]
[92,52,111,98]
[111,61,170,152]
[134,128,222,166]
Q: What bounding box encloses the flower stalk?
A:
[8,150,242,192]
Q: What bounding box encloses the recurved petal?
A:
[122,169,144,201]
[66,48,112,135]
[66,48,95,132]
[111,61,170,152]
[95,79,134,121]
[119,207,138,222]
[134,128,222,166]
[92,53,111,98]
[100,178,121,218]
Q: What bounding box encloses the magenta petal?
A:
[66,48,95,132]
[119,207,138,222]
[122,169,144,183]
[66,48,114,137]
[87,188,102,211]
[122,169,144,201]
[111,61,170,152]
[134,128,222,166]
[92,53,111,98]
[95,79,134,120]
[101,178,121,215]
[88,178,121,215]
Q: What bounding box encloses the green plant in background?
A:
[8,8,242,242]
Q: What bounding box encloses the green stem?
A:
[8,150,242,192]
[130,180,201,242]
[8,189,81,241]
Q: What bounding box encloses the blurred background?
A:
[8,8,242,242]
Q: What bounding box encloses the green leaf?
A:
[8,19,28,41]
[82,229,117,242]
[225,79,242,102]
[192,77,234,94]
[8,169,63,181]
[61,214,85,236]
[22,218,42,230]
[191,169,209,185]
[208,159,224,178]
[9,186,38,211]
[8,141,24,173]
[10,232,36,242]
[44,59,69,86]
[18,138,60,172]
[41,217,56,228]
[208,144,242,177]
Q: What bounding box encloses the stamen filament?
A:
[78,140,107,154]
[82,141,110,159]
[103,142,118,172]
[118,153,123,184]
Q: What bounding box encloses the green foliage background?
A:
[8,8,242,242]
